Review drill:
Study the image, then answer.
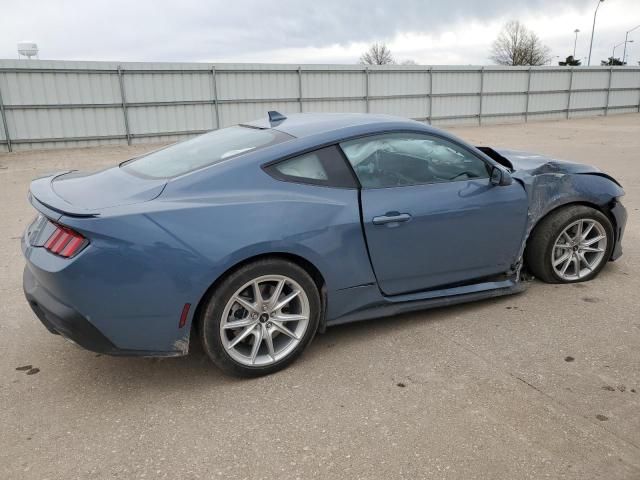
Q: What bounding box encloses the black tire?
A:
[200,258,321,377]
[525,205,614,284]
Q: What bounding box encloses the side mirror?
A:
[490,166,513,186]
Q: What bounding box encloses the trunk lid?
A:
[29,167,167,217]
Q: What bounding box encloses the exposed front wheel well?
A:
[525,200,617,253]
[523,202,616,282]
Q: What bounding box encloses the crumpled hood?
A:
[495,149,602,176]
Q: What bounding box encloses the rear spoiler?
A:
[29,173,99,219]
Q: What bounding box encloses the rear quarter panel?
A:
[152,161,374,294]
[53,164,372,352]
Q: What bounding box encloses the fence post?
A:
[605,67,613,116]
[211,66,220,129]
[524,67,532,123]
[478,67,485,126]
[566,67,574,119]
[117,66,132,145]
[637,68,640,112]
[638,73,640,113]
[364,67,370,113]
[297,66,303,113]
[0,78,11,152]
[427,67,433,124]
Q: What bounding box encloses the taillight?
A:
[43,224,88,258]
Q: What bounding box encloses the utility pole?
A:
[623,25,640,65]
[612,40,633,65]
[588,0,605,66]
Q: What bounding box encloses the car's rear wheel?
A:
[200,258,320,377]
[525,205,614,283]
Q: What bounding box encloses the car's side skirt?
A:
[326,278,525,327]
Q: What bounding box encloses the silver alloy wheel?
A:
[220,275,310,367]
[551,218,608,281]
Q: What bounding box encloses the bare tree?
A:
[400,59,418,65]
[490,20,551,66]
[360,43,395,65]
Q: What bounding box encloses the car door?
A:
[340,132,529,296]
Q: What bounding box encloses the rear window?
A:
[121,126,292,179]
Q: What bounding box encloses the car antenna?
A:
[268,111,287,123]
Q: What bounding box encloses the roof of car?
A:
[243,112,432,138]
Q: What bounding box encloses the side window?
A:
[274,152,328,180]
[264,145,357,188]
[340,133,490,189]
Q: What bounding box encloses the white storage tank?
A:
[17,41,39,59]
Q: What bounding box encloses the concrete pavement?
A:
[1,114,639,479]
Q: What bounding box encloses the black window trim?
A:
[262,144,360,189]
[260,128,498,190]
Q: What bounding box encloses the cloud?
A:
[1,0,638,66]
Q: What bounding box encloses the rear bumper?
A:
[23,265,117,353]
[23,265,175,356]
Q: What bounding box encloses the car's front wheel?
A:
[525,205,614,283]
[200,258,320,377]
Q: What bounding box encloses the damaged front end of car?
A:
[486,148,627,271]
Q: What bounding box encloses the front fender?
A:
[517,172,625,261]
[525,172,624,225]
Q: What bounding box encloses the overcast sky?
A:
[1,0,640,66]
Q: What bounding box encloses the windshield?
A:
[121,126,292,179]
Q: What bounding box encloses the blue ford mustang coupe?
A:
[22,112,626,376]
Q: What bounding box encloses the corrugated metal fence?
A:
[1,59,639,152]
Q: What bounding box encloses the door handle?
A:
[372,212,412,225]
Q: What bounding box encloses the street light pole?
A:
[588,0,605,66]
[623,25,640,65]
[612,40,634,65]
[573,29,580,58]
